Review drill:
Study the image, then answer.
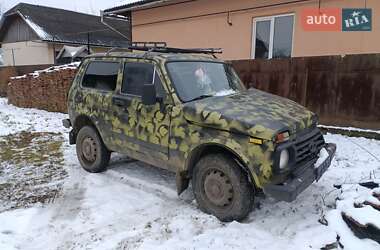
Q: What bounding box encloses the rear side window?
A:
[82,61,119,91]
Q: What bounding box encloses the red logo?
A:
[301,8,342,31]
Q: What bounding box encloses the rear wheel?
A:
[192,154,254,222]
[76,126,110,173]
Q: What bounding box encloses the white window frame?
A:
[251,13,295,59]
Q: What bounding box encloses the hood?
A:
[183,89,316,140]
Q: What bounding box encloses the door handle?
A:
[112,97,125,107]
[112,96,133,107]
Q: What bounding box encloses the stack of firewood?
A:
[7,67,77,113]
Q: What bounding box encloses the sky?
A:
[0,0,137,16]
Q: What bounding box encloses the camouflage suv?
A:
[63,47,336,221]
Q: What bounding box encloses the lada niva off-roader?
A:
[63,46,336,222]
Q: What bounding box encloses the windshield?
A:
[166,61,245,102]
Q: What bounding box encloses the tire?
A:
[76,126,111,173]
[192,154,254,222]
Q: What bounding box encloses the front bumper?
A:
[263,143,336,202]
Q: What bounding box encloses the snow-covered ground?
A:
[0,97,379,250]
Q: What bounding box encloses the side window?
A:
[122,62,153,96]
[122,62,166,97]
[82,61,119,91]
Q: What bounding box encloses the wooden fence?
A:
[231,54,380,129]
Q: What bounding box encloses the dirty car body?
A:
[64,50,336,220]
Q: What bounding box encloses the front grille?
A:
[294,128,325,164]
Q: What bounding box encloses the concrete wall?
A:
[130,0,379,60]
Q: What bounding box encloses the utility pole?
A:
[87,32,90,55]
[52,35,56,64]
[11,48,16,66]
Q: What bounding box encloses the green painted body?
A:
[67,52,317,190]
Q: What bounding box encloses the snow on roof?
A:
[21,13,52,40]
[0,3,131,48]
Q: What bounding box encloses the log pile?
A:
[7,65,78,113]
[321,183,380,248]
[343,190,380,244]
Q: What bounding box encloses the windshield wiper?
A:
[186,94,214,103]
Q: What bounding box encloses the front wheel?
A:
[76,126,110,173]
[192,154,254,222]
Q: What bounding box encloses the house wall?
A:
[130,0,379,60]
[1,41,112,66]
[2,16,39,43]
[2,41,55,66]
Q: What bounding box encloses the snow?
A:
[22,14,52,40]
[214,89,236,97]
[10,62,80,80]
[0,97,379,249]
[0,98,67,136]
[336,185,380,229]
[319,124,380,135]
[326,185,380,250]
[0,208,43,250]
[315,147,330,168]
[9,75,26,80]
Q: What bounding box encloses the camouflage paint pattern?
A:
[68,52,317,189]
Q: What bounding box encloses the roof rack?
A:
[106,47,130,55]
[128,46,223,56]
[131,42,167,48]
[105,43,223,57]
[105,41,167,55]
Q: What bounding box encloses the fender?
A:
[176,142,260,195]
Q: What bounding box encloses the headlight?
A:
[279,149,289,169]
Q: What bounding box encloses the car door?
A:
[111,59,171,165]
[77,59,123,151]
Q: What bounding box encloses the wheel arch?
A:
[72,114,102,144]
[177,143,258,195]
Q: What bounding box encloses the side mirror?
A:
[142,84,157,105]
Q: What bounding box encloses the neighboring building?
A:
[0,3,131,66]
[56,45,92,64]
[104,0,379,60]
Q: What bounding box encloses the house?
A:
[103,0,379,60]
[0,3,131,66]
